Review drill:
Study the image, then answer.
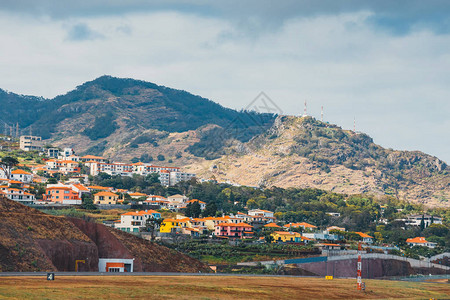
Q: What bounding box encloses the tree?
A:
[81,195,97,210]
[157,154,165,161]
[185,202,192,217]
[0,156,19,179]
[143,217,163,241]
[191,201,202,218]
[186,202,201,218]
[47,177,58,184]
[419,214,425,231]
[203,202,217,217]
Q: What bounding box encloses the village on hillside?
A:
[0,134,449,273]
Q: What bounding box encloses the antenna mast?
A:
[303,100,307,117]
[16,122,19,138]
[321,106,324,122]
[353,117,356,133]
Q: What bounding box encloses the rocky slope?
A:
[187,116,449,207]
[0,196,209,272]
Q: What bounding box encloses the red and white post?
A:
[357,242,362,290]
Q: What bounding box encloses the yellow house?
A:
[160,218,181,233]
[271,231,302,243]
[94,191,119,205]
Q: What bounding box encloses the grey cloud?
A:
[66,23,104,41]
[1,0,450,34]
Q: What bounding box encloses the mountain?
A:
[0,76,275,161]
[0,196,209,272]
[0,76,449,207]
[187,116,449,207]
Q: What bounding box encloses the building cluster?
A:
[0,175,36,204]
[16,142,197,187]
[114,208,276,237]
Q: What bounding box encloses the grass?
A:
[0,276,448,299]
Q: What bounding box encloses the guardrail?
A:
[238,253,450,271]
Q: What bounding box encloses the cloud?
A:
[66,23,104,41]
[1,0,450,35]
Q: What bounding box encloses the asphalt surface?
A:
[0,272,320,277]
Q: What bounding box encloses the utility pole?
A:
[357,242,362,291]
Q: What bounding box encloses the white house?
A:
[19,135,43,151]
[406,237,437,248]
[406,214,443,228]
[115,210,162,233]
[0,188,35,204]
[248,209,274,218]
[167,194,188,203]
[10,169,33,183]
[355,232,374,244]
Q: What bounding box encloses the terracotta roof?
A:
[264,222,281,228]
[355,232,373,238]
[122,210,159,216]
[8,180,23,184]
[177,218,191,222]
[273,231,300,235]
[163,218,179,223]
[129,192,147,196]
[284,222,317,228]
[88,185,112,190]
[72,184,89,191]
[46,186,72,190]
[217,222,253,228]
[187,199,206,204]
[94,191,118,197]
[11,169,32,175]
[406,237,429,244]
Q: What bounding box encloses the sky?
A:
[0,0,449,163]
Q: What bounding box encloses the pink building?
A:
[215,222,253,238]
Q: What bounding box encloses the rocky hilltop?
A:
[0,196,209,272]
[188,116,449,207]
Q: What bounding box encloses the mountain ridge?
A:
[0,76,448,207]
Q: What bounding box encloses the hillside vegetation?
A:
[189,116,449,207]
[0,76,275,161]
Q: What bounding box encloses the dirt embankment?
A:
[0,197,97,272]
[0,197,209,272]
[297,258,448,278]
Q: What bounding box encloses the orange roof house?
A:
[406,237,437,248]
[11,169,32,175]
[355,232,374,244]
[94,191,118,205]
[215,222,253,238]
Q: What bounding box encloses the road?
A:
[0,272,320,277]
